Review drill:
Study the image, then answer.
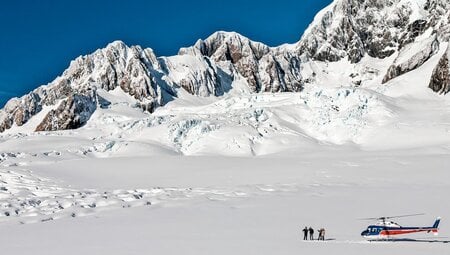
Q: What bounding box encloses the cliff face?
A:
[382,33,440,84]
[35,92,97,131]
[429,44,450,94]
[296,0,449,63]
[179,32,303,93]
[0,41,172,132]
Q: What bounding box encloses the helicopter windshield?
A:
[366,226,381,233]
[375,221,401,227]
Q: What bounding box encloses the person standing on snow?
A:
[302,226,308,240]
[318,228,326,241]
[308,227,314,240]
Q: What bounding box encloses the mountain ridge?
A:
[1,0,449,133]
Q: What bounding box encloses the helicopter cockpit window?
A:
[369,228,379,233]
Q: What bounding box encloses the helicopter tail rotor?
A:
[432,217,441,229]
[430,217,441,235]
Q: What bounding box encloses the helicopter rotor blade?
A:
[358,217,381,220]
[358,213,425,221]
[383,213,425,219]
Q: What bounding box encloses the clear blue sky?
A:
[0,0,332,107]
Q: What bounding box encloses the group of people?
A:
[302,226,326,241]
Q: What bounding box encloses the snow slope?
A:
[0,150,449,254]
[0,76,449,255]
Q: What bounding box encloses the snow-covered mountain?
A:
[0,0,449,152]
[297,0,449,62]
[0,32,305,133]
[2,2,450,253]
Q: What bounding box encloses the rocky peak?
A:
[180,31,303,93]
[63,40,165,102]
[0,41,173,133]
[296,0,440,63]
[180,31,270,63]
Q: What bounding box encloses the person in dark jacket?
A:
[302,226,308,240]
[308,227,314,240]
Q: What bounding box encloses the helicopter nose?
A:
[361,230,368,236]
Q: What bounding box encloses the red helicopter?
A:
[360,214,441,240]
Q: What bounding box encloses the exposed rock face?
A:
[35,91,97,131]
[180,32,303,93]
[0,93,43,132]
[160,54,230,97]
[429,45,450,94]
[62,41,171,109]
[298,0,398,63]
[383,34,440,83]
[0,34,303,133]
[258,51,303,92]
[296,0,448,63]
[0,41,174,132]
